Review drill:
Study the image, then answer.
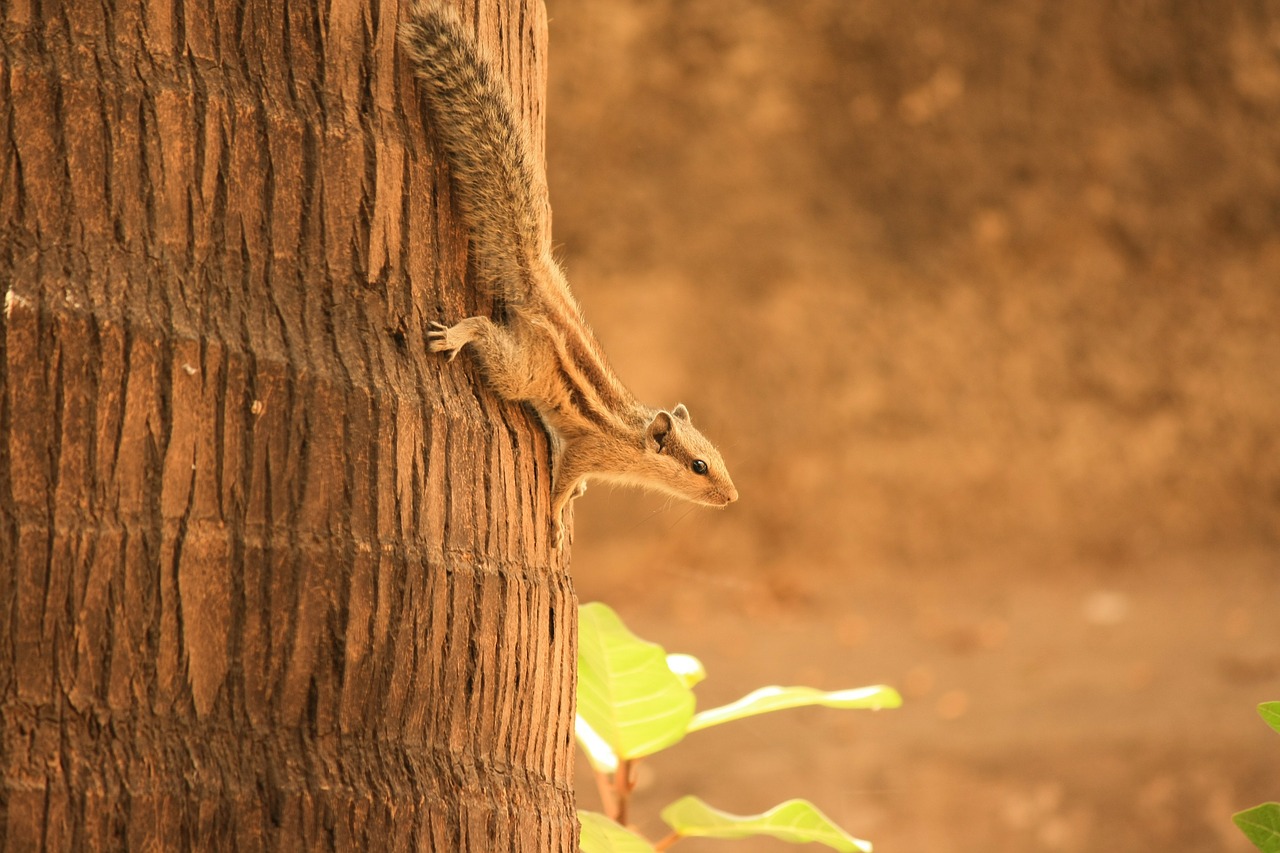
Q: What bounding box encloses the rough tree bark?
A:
[0,0,576,849]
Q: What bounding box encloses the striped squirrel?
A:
[400,3,737,548]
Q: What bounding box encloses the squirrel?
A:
[400,3,737,548]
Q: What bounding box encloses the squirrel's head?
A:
[641,403,738,507]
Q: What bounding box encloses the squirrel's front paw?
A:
[428,321,466,361]
[552,516,568,552]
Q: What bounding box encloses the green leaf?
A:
[575,714,619,773]
[687,684,902,733]
[578,811,656,853]
[577,602,695,760]
[661,796,872,852]
[1259,702,1280,735]
[667,653,706,688]
[1234,803,1280,853]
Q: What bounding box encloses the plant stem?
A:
[613,759,634,826]
[653,832,682,851]
[594,769,617,820]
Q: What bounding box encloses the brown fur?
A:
[402,3,737,546]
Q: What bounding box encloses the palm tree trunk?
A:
[0,0,576,849]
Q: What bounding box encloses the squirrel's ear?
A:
[646,411,674,451]
[672,403,691,423]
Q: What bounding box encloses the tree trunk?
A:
[0,0,576,850]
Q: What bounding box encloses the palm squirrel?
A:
[400,3,737,547]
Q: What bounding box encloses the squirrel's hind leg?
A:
[429,316,539,401]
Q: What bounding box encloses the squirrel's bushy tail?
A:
[400,3,547,304]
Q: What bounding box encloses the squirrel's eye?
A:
[691,459,709,475]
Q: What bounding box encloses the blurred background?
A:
[542,1,1280,850]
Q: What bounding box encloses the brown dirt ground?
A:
[543,2,1280,851]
